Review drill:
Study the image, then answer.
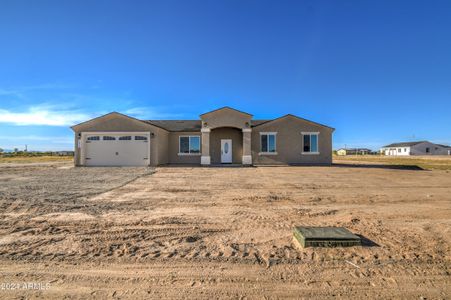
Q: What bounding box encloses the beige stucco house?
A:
[71,107,334,166]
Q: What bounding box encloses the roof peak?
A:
[200,106,253,117]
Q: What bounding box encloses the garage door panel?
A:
[84,134,149,166]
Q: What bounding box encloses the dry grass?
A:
[334,155,451,170]
[0,155,73,164]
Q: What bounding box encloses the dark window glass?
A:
[119,136,132,140]
[268,135,276,152]
[135,136,148,141]
[180,137,190,153]
[190,136,200,153]
[87,136,100,141]
[311,134,318,152]
[303,135,310,152]
[426,147,430,153]
[103,136,116,141]
[261,135,268,152]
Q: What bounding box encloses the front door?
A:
[221,139,232,163]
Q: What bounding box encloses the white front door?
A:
[221,139,232,163]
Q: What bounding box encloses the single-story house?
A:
[71,107,334,166]
[336,148,372,156]
[380,141,451,156]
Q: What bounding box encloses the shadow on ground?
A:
[333,163,424,171]
[357,234,380,247]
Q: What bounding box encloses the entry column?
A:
[201,128,211,165]
[242,128,252,165]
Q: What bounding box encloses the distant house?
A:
[336,148,372,156]
[380,141,451,156]
[55,151,75,156]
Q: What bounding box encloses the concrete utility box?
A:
[293,226,361,248]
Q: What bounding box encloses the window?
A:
[87,136,100,141]
[118,136,132,140]
[398,148,401,153]
[179,136,200,154]
[103,136,116,141]
[426,147,430,153]
[135,136,148,141]
[302,133,319,153]
[404,148,407,152]
[260,133,277,153]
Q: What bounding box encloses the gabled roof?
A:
[71,112,155,131]
[382,141,428,148]
[251,120,271,127]
[144,120,202,132]
[200,106,252,117]
[71,109,335,133]
[251,114,335,130]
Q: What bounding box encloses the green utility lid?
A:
[293,226,361,248]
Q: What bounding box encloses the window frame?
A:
[118,136,132,141]
[102,136,116,141]
[135,135,148,141]
[178,135,201,155]
[259,132,278,155]
[301,132,320,155]
[86,136,100,141]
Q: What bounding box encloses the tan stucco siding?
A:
[155,128,169,165]
[251,116,333,165]
[168,132,202,164]
[201,108,251,129]
[210,127,243,164]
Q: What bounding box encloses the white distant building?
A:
[336,148,372,156]
[381,141,451,156]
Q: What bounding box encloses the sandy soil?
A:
[0,163,450,299]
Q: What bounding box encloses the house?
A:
[336,148,372,156]
[71,107,334,166]
[380,141,451,156]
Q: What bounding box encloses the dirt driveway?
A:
[0,164,450,298]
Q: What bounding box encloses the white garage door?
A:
[84,133,149,166]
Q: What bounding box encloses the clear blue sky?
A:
[1,0,450,151]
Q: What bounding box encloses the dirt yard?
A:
[0,162,450,299]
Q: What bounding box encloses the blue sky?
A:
[1,0,450,151]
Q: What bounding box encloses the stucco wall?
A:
[251,115,333,165]
[383,147,411,156]
[210,127,243,164]
[168,132,202,164]
[201,108,251,129]
[411,142,450,155]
